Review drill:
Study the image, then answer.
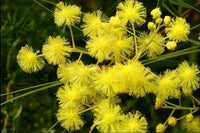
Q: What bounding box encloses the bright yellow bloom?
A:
[57,84,89,106]
[184,117,200,132]
[168,116,177,127]
[93,100,123,132]
[116,0,146,25]
[86,34,113,62]
[166,41,177,50]
[57,105,84,131]
[54,2,81,26]
[112,35,134,60]
[42,36,72,65]
[165,17,190,42]
[17,45,45,73]
[57,61,98,85]
[82,10,108,36]
[93,66,121,97]
[150,8,161,19]
[177,61,200,91]
[156,123,166,133]
[112,60,155,97]
[121,111,148,132]
[107,16,127,36]
[155,70,179,100]
[138,32,165,58]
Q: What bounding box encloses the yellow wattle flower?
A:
[42,36,72,65]
[54,1,81,26]
[121,111,148,132]
[138,32,165,58]
[116,0,146,25]
[17,45,45,73]
[177,61,200,91]
[93,100,123,132]
[86,34,114,62]
[57,105,84,131]
[82,10,108,37]
[165,17,190,42]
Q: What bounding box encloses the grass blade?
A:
[1,81,61,96]
[1,82,62,106]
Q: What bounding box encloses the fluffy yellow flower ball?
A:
[54,2,81,26]
[165,17,190,42]
[42,36,72,65]
[17,45,45,73]
[116,0,146,25]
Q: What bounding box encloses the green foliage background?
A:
[1,0,200,132]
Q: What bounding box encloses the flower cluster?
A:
[16,0,199,132]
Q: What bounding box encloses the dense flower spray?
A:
[16,1,200,133]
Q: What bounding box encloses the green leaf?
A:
[141,46,200,65]
[1,81,62,106]
[13,105,23,120]
[169,0,200,14]
[162,2,175,16]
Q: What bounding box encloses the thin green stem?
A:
[179,97,182,107]
[1,81,60,96]
[69,25,75,48]
[188,39,200,45]
[164,109,175,125]
[72,25,83,32]
[131,23,138,55]
[89,123,96,133]
[38,54,44,57]
[191,95,200,105]
[165,102,178,107]
[79,105,97,114]
[162,105,199,110]
[41,0,56,5]
[191,96,196,108]
[46,121,59,133]
[190,23,200,30]
[78,52,83,61]
[1,82,62,106]
[177,109,199,121]
[72,47,88,54]
[33,0,53,13]
[125,29,134,36]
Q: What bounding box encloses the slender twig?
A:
[46,121,59,133]
[1,81,60,96]
[69,25,75,48]
[33,0,53,13]
[164,109,175,125]
[1,82,62,106]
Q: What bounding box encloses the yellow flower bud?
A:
[186,113,194,122]
[156,123,166,133]
[168,117,177,126]
[164,16,171,25]
[174,89,181,99]
[155,97,163,109]
[182,87,192,96]
[148,22,156,31]
[109,16,121,27]
[166,41,177,50]
[151,8,161,19]
[156,18,163,24]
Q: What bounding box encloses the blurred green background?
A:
[1,0,200,132]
